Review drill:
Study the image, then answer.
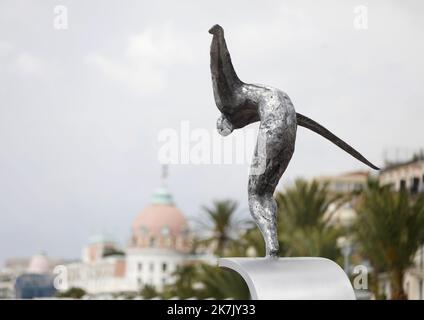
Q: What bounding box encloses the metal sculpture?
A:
[209,24,379,258]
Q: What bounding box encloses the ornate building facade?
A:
[62,184,200,295]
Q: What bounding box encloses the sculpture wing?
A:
[296,112,379,170]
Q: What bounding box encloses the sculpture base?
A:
[219,257,355,300]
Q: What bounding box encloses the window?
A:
[139,225,148,235]
[150,237,156,247]
[162,262,167,272]
[181,227,190,237]
[354,183,363,191]
[138,263,142,271]
[399,179,406,191]
[411,177,420,194]
[149,262,154,272]
[161,226,170,236]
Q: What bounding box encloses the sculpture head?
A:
[217,115,234,137]
[208,24,224,36]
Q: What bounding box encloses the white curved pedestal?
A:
[219,257,355,300]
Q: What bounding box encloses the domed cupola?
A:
[27,252,51,274]
[151,186,174,205]
[131,167,190,252]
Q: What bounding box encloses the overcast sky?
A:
[0,0,423,264]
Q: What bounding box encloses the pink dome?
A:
[132,205,188,237]
[131,187,190,251]
[27,253,50,274]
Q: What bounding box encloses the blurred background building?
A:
[126,186,193,291]
[313,158,424,300]
[0,169,212,299]
[380,155,424,195]
[315,171,369,226]
[61,179,207,296]
[378,155,424,300]
[0,253,62,299]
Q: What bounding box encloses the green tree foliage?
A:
[140,284,158,299]
[355,179,424,299]
[196,200,248,256]
[227,227,265,258]
[56,287,86,299]
[196,264,249,300]
[276,179,343,259]
[160,263,249,299]
[162,264,199,299]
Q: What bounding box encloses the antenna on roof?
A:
[161,164,169,186]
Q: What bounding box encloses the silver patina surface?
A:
[209,24,379,258]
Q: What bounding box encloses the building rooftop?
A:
[381,158,424,173]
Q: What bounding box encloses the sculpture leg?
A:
[248,192,279,257]
[248,111,296,258]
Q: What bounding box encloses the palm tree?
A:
[196,264,250,299]
[353,180,387,299]
[56,287,86,299]
[196,200,249,256]
[161,262,249,300]
[162,264,200,299]
[355,180,424,299]
[139,284,158,299]
[227,226,266,258]
[276,179,344,260]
